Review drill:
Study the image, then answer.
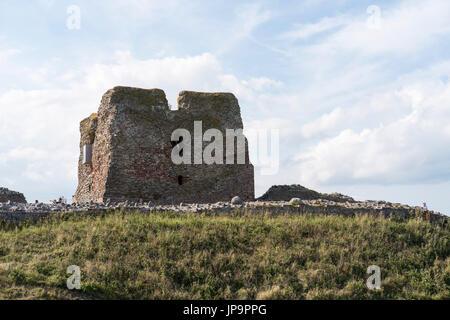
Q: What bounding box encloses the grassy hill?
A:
[0,210,448,300]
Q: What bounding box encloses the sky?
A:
[0,0,450,214]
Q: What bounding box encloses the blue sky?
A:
[1,0,450,214]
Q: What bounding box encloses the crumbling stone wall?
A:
[73,86,254,204]
[257,185,356,203]
[0,187,27,204]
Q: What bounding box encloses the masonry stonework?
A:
[0,187,27,204]
[73,86,255,204]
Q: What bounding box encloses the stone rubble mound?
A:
[257,184,355,203]
[0,187,27,204]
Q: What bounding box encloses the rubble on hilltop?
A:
[0,197,447,224]
[0,187,27,204]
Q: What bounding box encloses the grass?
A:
[0,210,448,300]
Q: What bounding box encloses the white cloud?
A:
[280,15,348,40]
[293,62,450,186]
[296,0,450,57]
[275,0,450,119]
[216,3,272,55]
[235,3,272,38]
[106,0,183,19]
[243,77,283,91]
[300,107,348,139]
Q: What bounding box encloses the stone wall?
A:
[73,113,99,203]
[73,86,254,204]
[0,187,27,204]
[2,201,448,225]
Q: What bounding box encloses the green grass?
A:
[0,210,448,300]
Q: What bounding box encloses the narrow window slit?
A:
[83,144,93,164]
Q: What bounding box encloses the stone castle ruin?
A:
[73,86,255,204]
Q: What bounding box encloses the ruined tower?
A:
[73,86,255,204]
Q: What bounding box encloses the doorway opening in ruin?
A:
[178,175,183,185]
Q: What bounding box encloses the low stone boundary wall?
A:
[1,202,447,225]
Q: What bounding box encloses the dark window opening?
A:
[178,175,183,185]
[153,193,161,200]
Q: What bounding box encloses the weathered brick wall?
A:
[73,114,99,203]
[73,86,255,204]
